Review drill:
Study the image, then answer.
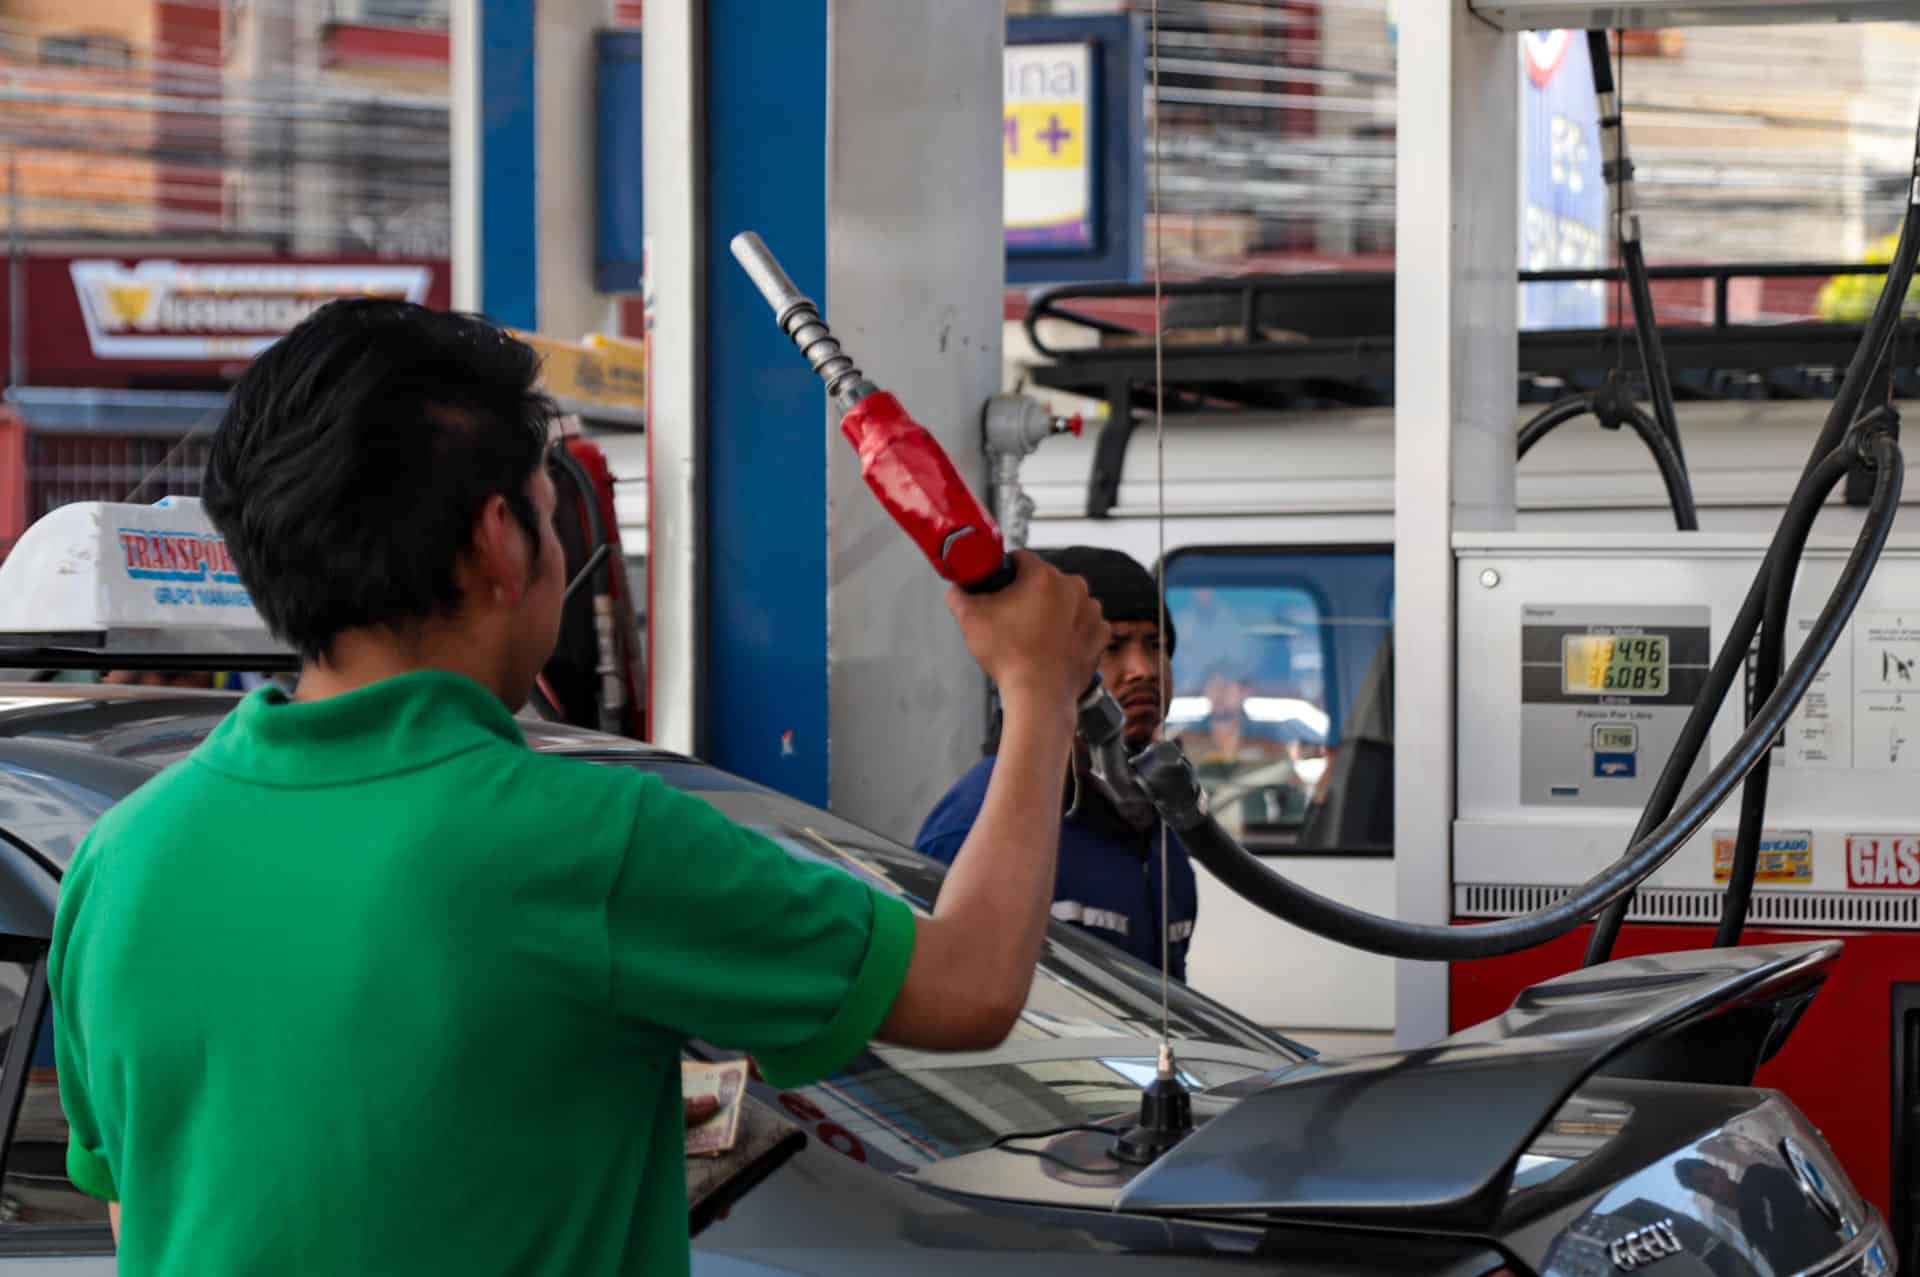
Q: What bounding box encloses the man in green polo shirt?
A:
[50,298,1107,1277]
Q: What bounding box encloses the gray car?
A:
[0,683,1890,1276]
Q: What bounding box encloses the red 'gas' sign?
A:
[1846,835,1920,888]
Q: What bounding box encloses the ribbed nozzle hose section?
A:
[730,231,872,408]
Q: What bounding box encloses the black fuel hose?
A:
[550,444,610,584]
[1517,391,1699,531]
[1622,236,1685,467]
[1582,442,1856,964]
[1583,118,1920,964]
[1157,432,1901,961]
[1586,31,1686,471]
[1516,393,1591,454]
[1715,445,1856,946]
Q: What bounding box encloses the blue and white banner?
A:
[1519,32,1608,331]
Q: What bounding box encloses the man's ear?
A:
[467,492,530,608]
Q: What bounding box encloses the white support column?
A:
[1393,2,1518,1048]
[643,0,707,757]
[825,0,1005,841]
[449,0,482,312]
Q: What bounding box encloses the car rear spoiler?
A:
[1114,941,1838,1226]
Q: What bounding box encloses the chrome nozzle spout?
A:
[730,232,810,328]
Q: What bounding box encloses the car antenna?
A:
[1111,0,1193,1168]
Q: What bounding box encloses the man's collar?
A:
[193,669,524,787]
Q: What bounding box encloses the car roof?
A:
[0,680,686,761]
[0,680,692,870]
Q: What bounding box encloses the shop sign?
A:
[70,260,433,360]
[1005,42,1093,251]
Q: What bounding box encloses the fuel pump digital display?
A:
[1562,633,1669,696]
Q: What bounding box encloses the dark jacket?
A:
[913,756,1198,980]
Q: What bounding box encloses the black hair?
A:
[202,298,557,661]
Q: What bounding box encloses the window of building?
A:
[353,0,449,29]
[26,433,214,521]
[1164,546,1393,854]
[38,34,132,70]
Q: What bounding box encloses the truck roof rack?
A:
[1023,262,1920,516]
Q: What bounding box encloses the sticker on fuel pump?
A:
[1854,615,1920,770]
[1846,835,1920,889]
[1711,830,1813,885]
[1770,615,1851,769]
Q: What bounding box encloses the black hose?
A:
[1164,434,1901,961]
[1587,30,1687,471]
[1584,439,1867,964]
[1517,392,1699,531]
[1621,402,1699,532]
[549,444,610,583]
[1715,446,1856,947]
[1516,393,1596,458]
[1582,106,1920,965]
[547,442,623,735]
[1622,237,1686,469]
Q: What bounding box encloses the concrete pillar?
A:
[649,0,1004,828]
[1391,1,1518,1047]
[825,0,1006,841]
[536,0,619,339]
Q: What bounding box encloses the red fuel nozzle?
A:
[731,232,1013,593]
[839,392,1011,591]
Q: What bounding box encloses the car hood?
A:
[911,943,1890,1276]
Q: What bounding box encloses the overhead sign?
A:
[1518,31,1607,331]
[69,260,435,361]
[1004,41,1093,251]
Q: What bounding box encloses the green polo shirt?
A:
[49,671,916,1277]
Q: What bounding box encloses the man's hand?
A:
[944,550,1108,712]
[685,1095,720,1128]
[878,552,1109,1054]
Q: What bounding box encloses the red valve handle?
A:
[839,391,1014,593]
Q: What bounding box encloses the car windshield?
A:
[610,757,1305,1171]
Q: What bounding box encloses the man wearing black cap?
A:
[915,546,1199,978]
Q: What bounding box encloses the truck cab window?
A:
[1165,547,1393,854]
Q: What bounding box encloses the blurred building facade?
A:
[5,0,1920,551]
[0,0,456,550]
[1012,0,1920,279]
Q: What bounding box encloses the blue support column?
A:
[476,0,538,329]
[702,0,829,804]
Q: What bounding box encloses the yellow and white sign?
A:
[515,331,646,425]
[1710,830,1814,886]
[1005,42,1093,250]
